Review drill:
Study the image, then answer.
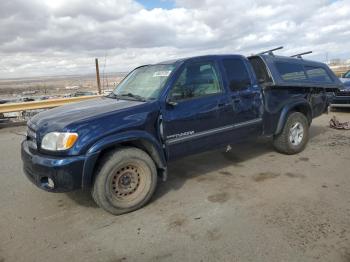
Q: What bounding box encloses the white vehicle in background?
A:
[102,89,113,95]
[65,86,80,90]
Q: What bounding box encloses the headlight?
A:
[41,132,78,151]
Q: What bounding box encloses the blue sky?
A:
[137,0,339,9]
[136,0,175,9]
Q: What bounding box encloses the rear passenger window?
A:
[169,62,221,101]
[222,59,251,91]
[275,62,307,82]
[249,57,272,84]
[305,66,332,83]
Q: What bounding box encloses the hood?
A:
[30,97,145,131]
[29,96,161,155]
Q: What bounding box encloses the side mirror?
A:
[166,98,178,106]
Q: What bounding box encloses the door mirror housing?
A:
[166,98,178,106]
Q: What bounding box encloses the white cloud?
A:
[0,0,350,78]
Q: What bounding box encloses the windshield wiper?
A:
[118,93,147,102]
[106,93,118,99]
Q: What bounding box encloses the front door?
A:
[161,60,234,160]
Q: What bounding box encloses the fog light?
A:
[40,177,55,189]
[47,178,55,189]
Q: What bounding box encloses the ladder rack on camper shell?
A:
[256,46,313,59]
[291,51,313,59]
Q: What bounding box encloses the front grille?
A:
[336,91,350,97]
[27,123,38,150]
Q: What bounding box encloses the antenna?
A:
[258,46,284,56]
[291,51,312,58]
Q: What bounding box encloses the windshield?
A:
[112,64,175,100]
[344,71,350,78]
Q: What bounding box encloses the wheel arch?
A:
[81,131,167,189]
[275,101,312,135]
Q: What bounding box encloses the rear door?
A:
[220,57,263,137]
[161,60,234,160]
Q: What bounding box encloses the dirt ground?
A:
[0,110,350,262]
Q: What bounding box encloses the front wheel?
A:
[273,112,309,155]
[92,147,157,215]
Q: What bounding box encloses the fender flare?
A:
[81,130,166,188]
[274,100,312,135]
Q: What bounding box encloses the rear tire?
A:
[273,112,309,155]
[92,147,157,215]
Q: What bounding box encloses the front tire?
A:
[273,112,309,155]
[92,147,157,215]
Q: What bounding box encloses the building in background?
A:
[327,59,350,77]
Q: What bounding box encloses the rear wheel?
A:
[92,147,157,215]
[273,112,309,155]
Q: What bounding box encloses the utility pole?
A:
[95,58,102,95]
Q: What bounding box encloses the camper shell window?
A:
[304,66,332,83]
[275,62,307,82]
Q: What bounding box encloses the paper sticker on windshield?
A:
[153,71,171,77]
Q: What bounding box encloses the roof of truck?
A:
[157,53,342,90]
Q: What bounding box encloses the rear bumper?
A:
[21,140,86,192]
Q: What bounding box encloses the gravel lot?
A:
[0,111,350,262]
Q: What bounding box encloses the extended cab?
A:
[21,53,341,215]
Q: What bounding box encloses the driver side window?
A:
[169,62,221,101]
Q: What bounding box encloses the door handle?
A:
[232,98,240,103]
[218,102,227,107]
[240,91,260,98]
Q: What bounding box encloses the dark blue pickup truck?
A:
[21,53,341,214]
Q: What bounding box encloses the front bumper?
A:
[331,95,350,108]
[21,140,86,192]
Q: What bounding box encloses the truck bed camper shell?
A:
[248,54,342,91]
